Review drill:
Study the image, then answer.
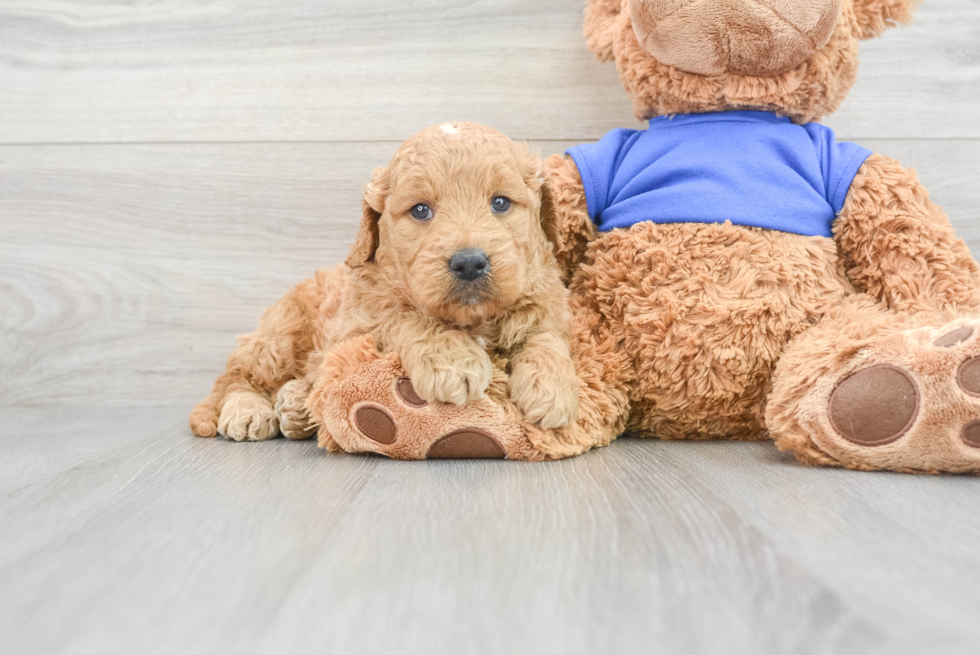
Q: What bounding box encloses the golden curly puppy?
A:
[190,122,578,443]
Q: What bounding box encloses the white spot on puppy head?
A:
[441,123,459,136]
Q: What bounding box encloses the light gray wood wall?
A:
[2,0,979,410]
[2,0,979,142]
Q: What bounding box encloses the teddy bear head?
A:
[585,0,917,123]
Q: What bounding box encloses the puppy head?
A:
[347,122,557,327]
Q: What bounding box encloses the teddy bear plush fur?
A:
[550,0,980,473]
[198,0,980,474]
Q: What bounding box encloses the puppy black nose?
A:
[449,249,491,282]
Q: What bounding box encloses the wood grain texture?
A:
[2,409,980,654]
[2,139,978,408]
[1,0,978,144]
[0,406,178,494]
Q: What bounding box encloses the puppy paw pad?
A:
[829,364,919,446]
[426,429,505,459]
[396,378,427,407]
[958,357,980,397]
[353,404,398,444]
[934,326,975,348]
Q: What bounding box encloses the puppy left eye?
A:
[410,203,433,221]
[491,196,511,214]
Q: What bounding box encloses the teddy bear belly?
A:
[575,221,850,441]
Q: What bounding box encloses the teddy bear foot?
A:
[315,357,544,461]
[781,320,980,474]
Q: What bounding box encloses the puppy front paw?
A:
[405,333,493,406]
[218,391,279,441]
[508,333,580,429]
[509,358,580,429]
[275,379,316,440]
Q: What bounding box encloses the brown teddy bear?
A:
[240,0,980,473]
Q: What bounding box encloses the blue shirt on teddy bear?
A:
[565,110,871,238]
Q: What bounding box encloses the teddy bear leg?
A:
[306,300,633,461]
[767,294,980,474]
[310,358,625,461]
[305,336,539,460]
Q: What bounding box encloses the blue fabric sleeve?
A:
[566,129,637,221]
[805,123,873,214]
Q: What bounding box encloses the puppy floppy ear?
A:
[346,166,389,269]
[584,0,625,62]
[515,145,560,250]
[851,0,917,40]
[538,165,562,253]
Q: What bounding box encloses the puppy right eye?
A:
[410,203,433,221]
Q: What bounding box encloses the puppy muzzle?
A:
[449,249,491,282]
[446,249,495,307]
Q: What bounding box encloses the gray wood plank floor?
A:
[2,0,980,653]
[3,408,980,655]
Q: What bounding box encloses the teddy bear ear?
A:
[851,0,918,40]
[345,166,389,269]
[584,0,626,62]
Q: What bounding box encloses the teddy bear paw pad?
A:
[958,357,980,397]
[828,365,919,447]
[396,378,428,407]
[963,420,980,448]
[934,326,975,348]
[426,429,505,459]
[353,404,398,444]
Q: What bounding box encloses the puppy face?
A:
[347,123,556,327]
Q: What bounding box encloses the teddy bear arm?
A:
[833,152,980,315]
[544,153,598,283]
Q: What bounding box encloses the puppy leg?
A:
[403,330,493,406]
[192,329,292,440]
[218,391,279,442]
[276,378,316,440]
[189,397,221,438]
[380,314,494,406]
[509,332,580,429]
[190,268,345,439]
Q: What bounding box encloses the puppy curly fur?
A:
[190,123,579,442]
